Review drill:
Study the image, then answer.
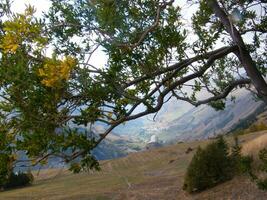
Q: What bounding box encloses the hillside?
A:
[113,88,266,143]
[1,131,267,200]
[58,89,266,163]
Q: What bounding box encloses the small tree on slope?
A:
[183,137,234,193]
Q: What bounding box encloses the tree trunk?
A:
[209,0,267,103]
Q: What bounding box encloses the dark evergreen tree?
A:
[255,149,267,190]
[183,136,233,193]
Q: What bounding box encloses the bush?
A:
[233,123,267,136]
[249,123,267,133]
[0,154,10,188]
[3,171,34,189]
[183,135,267,193]
[252,148,267,190]
[183,136,235,193]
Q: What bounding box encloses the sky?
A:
[9,0,199,117]
[12,0,108,69]
[12,0,51,16]
[10,0,198,74]
[11,0,195,21]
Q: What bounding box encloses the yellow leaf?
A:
[38,56,77,88]
[0,5,47,54]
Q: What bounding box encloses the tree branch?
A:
[123,45,237,88]
[116,0,175,50]
[209,0,267,102]
[172,78,251,106]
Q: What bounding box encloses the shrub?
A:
[233,123,267,136]
[249,123,267,133]
[3,171,34,189]
[183,136,235,193]
[0,154,10,188]
[184,135,267,193]
[230,136,244,174]
[238,156,254,177]
[251,148,267,190]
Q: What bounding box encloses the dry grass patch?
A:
[242,132,267,158]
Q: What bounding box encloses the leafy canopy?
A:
[0,0,267,173]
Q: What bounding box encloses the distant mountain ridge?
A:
[60,88,267,162]
[17,88,266,170]
[112,88,266,144]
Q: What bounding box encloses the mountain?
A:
[46,88,267,165]
[155,89,265,142]
[15,128,146,171]
[112,88,266,144]
[16,88,265,170]
[111,98,193,142]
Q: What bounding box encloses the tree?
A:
[256,148,267,190]
[0,0,267,171]
[183,136,233,193]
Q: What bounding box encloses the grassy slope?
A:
[1,131,267,200]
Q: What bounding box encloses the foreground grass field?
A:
[1,131,267,200]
